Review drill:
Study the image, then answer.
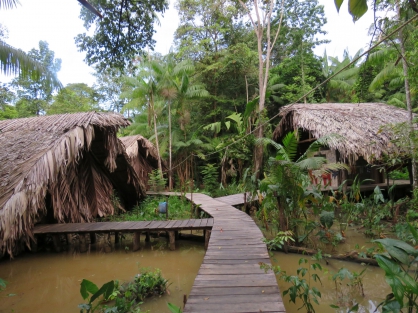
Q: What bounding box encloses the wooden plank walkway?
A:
[215,192,254,206]
[148,192,284,313]
[33,219,213,234]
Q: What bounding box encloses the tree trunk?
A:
[398,4,418,188]
[168,101,173,190]
[151,95,163,176]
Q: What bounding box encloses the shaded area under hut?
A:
[0,112,145,257]
[273,103,413,192]
[120,135,165,188]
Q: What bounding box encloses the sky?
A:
[0,0,375,87]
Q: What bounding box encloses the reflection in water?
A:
[0,235,205,313]
[271,252,390,313]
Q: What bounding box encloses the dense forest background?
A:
[1,0,418,191]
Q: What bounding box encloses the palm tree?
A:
[260,131,348,232]
[153,54,209,189]
[321,50,361,102]
[122,62,164,176]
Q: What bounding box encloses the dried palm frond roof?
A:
[273,103,413,164]
[0,112,143,257]
[120,135,162,167]
[120,135,165,182]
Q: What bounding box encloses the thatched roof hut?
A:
[273,103,412,164]
[0,112,145,256]
[120,135,164,185]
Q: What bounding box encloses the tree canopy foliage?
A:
[75,0,168,71]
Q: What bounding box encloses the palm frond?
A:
[297,157,327,170]
[0,40,62,89]
[369,63,401,91]
[282,131,298,162]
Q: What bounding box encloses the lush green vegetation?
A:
[103,195,192,222]
[78,268,169,313]
[3,0,418,312]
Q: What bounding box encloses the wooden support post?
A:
[66,234,72,245]
[145,232,150,242]
[166,196,169,220]
[30,237,38,253]
[79,234,87,253]
[52,235,61,252]
[168,231,175,251]
[89,232,96,244]
[133,232,141,251]
[204,230,211,250]
[115,232,119,244]
[175,231,179,240]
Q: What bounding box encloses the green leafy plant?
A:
[373,225,418,313]
[119,268,168,303]
[331,267,367,310]
[0,278,6,291]
[200,164,219,195]
[148,170,167,192]
[167,303,182,313]
[319,211,334,229]
[79,279,115,313]
[264,230,295,251]
[78,268,168,313]
[262,253,323,313]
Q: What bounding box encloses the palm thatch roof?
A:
[0,112,145,257]
[273,103,413,164]
[120,135,165,185]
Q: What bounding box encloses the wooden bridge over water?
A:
[33,192,285,312]
[152,192,285,313]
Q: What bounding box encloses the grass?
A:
[103,195,193,222]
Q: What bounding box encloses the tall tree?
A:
[237,0,285,179]
[12,41,61,116]
[75,0,168,71]
[0,83,17,120]
[155,54,209,189]
[94,67,128,113]
[122,57,164,176]
[47,83,100,115]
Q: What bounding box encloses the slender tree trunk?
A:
[168,101,173,190]
[151,95,163,177]
[239,0,284,180]
[398,4,418,188]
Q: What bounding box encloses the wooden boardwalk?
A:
[148,192,284,313]
[33,219,213,234]
[33,219,213,251]
[215,192,254,206]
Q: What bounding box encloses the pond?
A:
[0,234,205,313]
[0,226,392,313]
[272,251,390,313]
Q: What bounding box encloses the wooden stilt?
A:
[89,232,96,244]
[133,232,141,251]
[79,234,87,253]
[175,231,179,240]
[30,237,38,252]
[52,235,61,252]
[67,234,72,245]
[115,232,119,244]
[168,231,175,251]
[145,232,150,242]
[204,230,211,250]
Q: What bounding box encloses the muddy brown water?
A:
[0,226,391,313]
[0,235,205,313]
